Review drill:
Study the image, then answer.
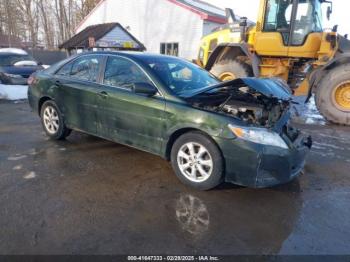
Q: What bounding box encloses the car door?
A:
[54,55,104,135]
[95,55,166,154]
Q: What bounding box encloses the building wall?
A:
[76,0,206,60]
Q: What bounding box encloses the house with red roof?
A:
[75,0,227,60]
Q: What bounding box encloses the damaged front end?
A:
[183,78,312,188]
[183,78,293,128]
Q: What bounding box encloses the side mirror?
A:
[327,6,332,20]
[133,82,158,96]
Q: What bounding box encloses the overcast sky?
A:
[206,0,349,35]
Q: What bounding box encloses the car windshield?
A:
[0,54,35,66]
[141,56,219,96]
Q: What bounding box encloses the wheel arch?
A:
[38,96,53,116]
[165,127,223,161]
[205,43,260,77]
[323,54,350,71]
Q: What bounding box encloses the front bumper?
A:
[215,133,311,188]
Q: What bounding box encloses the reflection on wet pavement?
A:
[176,194,209,236]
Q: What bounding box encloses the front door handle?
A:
[98,91,108,99]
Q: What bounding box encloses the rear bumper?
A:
[27,90,39,113]
[9,77,28,85]
[215,134,311,188]
[0,72,28,85]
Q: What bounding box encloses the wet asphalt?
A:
[0,100,350,255]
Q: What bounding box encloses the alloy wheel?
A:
[177,142,213,183]
[43,106,59,134]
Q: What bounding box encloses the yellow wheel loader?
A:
[198,0,350,125]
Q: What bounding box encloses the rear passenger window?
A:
[70,56,103,83]
[103,56,152,89]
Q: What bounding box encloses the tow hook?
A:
[304,136,313,149]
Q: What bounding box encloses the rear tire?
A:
[170,131,224,190]
[315,63,350,126]
[210,60,253,81]
[40,100,71,140]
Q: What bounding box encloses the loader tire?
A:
[315,63,350,126]
[210,60,253,81]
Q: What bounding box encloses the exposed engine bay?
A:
[186,79,292,127]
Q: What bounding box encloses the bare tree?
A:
[38,0,55,49]
[79,0,100,20]
[17,0,40,47]
[0,0,100,49]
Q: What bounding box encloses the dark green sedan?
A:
[28,52,312,190]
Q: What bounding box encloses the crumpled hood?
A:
[182,77,293,101]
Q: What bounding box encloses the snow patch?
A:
[8,155,27,161]
[24,171,36,179]
[0,84,28,100]
[12,165,23,170]
[292,96,326,125]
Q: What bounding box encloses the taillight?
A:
[27,75,36,86]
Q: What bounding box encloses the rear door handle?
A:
[98,91,108,98]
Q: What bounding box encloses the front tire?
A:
[315,64,350,125]
[40,100,71,140]
[171,132,224,190]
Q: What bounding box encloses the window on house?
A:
[160,43,179,56]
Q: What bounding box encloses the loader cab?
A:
[254,0,328,58]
